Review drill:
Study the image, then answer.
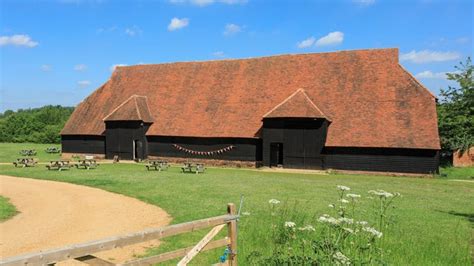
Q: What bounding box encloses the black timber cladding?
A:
[61,135,105,154]
[262,118,329,169]
[147,136,262,162]
[105,121,150,160]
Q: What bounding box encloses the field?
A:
[0,143,473,265]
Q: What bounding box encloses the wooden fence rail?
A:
[0,203,239,266]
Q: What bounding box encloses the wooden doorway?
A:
[270,142,283,167]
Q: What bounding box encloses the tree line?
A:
[437,57,473,154]
[0,105,74,143]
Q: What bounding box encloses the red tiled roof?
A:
[61,48,440,150]
[263,88,329,120]
[103,95,154,123]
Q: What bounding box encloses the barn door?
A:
[270,143,283,167]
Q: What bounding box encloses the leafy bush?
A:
[245,185,400,265]
[0,105,73,144]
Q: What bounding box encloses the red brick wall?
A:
[453,147,474,167]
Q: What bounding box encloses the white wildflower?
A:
[368,190,394,198]
[284,221,296,228]
[337,185,351,191]
[343,227,355,234]
[346,193,361,198]
[333,251,351,265]
[337,217,354,224]
[339,199,350,204]
[268,199,281,204]
[242,211,250,216]
[328,204,335,208]
[298,225,316,231]
[318,215,340,225]
[363,226,383,238]
[356,221,368,226]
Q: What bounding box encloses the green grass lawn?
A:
[0,143,473,265]
[0,143,61,163]
[439,166,474,179]
[0,195,17,221]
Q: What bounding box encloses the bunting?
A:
[172,144,235,156]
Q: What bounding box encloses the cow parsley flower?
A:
[339,199,350,204]
[337,217,354,224]
[268,199,281,204]
[242,211,251,216]
[356,221,368,226]
[328,204,335,208]
[298,225,316,231]
[337,185,351,191]
[343,227,355,234]
[368,190,394,198]
[346,193,361,198]
[285,221,296,228]
[333,251,351,265]
[318,215,340,225]
[363,226,383,238]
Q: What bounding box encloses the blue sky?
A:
[0,0,472,112]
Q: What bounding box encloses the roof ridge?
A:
[134,97,142,121]
[118,48,399,68]
[262,89,304,118]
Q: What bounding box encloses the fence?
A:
[0,203,239,266]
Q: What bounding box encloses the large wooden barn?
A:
[61,48,441,174]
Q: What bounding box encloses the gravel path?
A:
[0,175,171,264]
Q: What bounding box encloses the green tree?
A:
[437,57,474,153]
[0,105,74,144]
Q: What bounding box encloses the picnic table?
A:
[146,160,169,171]
[13,158,37,168]
[181,163,206,174]
[46,160,71,171]
[75,159,98,170]
[45,147,61,153]
[19,149,37,156]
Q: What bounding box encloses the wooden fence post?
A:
[227,203,237,266]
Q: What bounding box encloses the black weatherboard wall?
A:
[147,136,262,162]
[105,121,150,160]
[262,118,329,169]
[323,147,440,174]
[61,135,105,154]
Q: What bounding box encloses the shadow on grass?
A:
[438,210,474,228]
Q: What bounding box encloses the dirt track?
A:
[0,175,172,263]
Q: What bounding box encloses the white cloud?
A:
[77,80,91,88]
[169,0,247,6]
[223,24,242,36]
[168,18,189,31]
[353,0,375,5]
[74,64,87,71]
[400,50,461,63]
[40,65,52,72]
[415,70,460,80]
[212,51,226,58]
[110,64,127,72]
[297,36,316,49]
[125,26,142,36]
[0,34,38,48]
[315,31,344,47]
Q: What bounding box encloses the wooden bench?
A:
[75,159,98,170]
[46,160,71,171]
[181,163,206,174]
[45,147,61,153]
[146,160,169,171]
[19,149,37,156]
[13,158,37,168]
